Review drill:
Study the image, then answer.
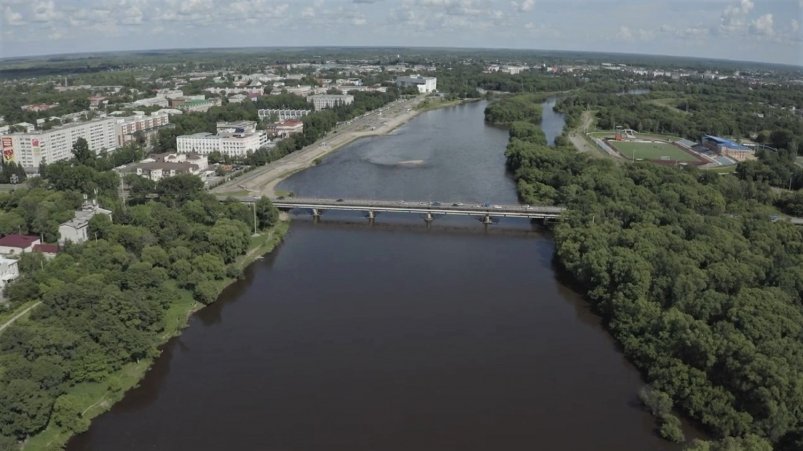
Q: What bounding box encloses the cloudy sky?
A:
[1,0,801,65]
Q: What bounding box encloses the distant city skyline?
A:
[0,0,800,66]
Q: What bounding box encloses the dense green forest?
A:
[493,94,803,450]
[556,80,803,155]
[0,145,280,449]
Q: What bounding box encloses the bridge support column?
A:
[367,210,375,222]
[482,214,493,225]
[424,212,434,223]
[311,208,321,218]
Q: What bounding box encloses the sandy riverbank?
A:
[213,95,432,198]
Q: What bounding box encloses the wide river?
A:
[69,101,682,450]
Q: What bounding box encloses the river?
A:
[68,101,683,450]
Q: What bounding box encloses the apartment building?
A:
[1,117,118,169]
[307,94,354,111]
[176,121,267,157]
[116,111,171,146]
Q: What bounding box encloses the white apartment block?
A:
[177,124,268,156]
[258,109,311,121]
[2,117,118,169]
[395,75,437,94]
[307,94,355,111]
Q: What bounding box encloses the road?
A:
[0,301,41,334]
[213,95,427,198]
[568,111,600,154]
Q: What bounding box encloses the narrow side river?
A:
[68,101,682,450]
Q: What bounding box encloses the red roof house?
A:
[33,243,60,255]
[0,234,41,255]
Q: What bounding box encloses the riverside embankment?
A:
[213,95,428,199]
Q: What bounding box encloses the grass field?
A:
[610,140,700,162]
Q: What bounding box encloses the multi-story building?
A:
[1,117,118,169]
[272,119,304,138]
[116,111,171,146]
[176,121,267,157]
[702,135,756,162]
[258,109,311,121]
[175,98,222,113]
[395,75,437,94]
[307,94,354,111]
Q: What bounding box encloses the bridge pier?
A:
[311,208,321,218]
[424,212,434,223]
[482,214,493,225]
[367,210,375,221]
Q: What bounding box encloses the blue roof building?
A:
[702,135,755,161]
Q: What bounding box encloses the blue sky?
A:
[1,0,801,65]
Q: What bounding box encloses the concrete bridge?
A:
[227,196,565,224]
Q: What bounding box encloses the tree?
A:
[255,197,279,230]
[206,219,250,263]
[52,394,90,433]
[155,174,204,207]
[207,150,223,164]
[71,138,94,166]
[658,414,685,443]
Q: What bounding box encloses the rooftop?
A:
[33,243,59,254]
[0,234,40,248]
[703,135,751,151]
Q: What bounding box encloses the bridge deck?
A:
[267,197,565,219]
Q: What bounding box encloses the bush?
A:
[194,280,220,305]
[658,414,685,443]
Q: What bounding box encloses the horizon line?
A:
[1,45,801,70]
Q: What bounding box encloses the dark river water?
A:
[68,101,684,450]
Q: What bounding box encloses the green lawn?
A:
[610,141,700,162]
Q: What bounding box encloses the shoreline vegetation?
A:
[21,220,289,451]
[490,93,802,450]
[0,160,290,450]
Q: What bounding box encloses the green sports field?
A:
[610,140,700,162]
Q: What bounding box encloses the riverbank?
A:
[22,220,290,451]
[213,95,473,199]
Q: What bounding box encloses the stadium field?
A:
[610,140,700,162]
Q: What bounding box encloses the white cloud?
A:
[616,25,633,41]
[720,0,753,33]
[790,19,799,33]
[120,6,144,25]
[512,0,534,13]
[3,6,24,26]
[302,7,315,18]
[31,0,57,23]
[749,13,773,36]
[616,25,654,42]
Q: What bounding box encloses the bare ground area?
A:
[568,110,610,158]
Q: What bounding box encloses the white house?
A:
[0,257,19,292]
